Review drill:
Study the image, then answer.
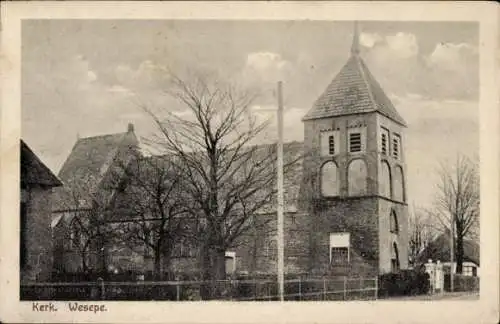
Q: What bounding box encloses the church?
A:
[51,25,409,278]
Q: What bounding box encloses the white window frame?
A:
[329,233,350,263]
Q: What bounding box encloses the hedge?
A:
[378,269,430,297]
[444,274,479,292]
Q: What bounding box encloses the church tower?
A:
[302,22,409,275]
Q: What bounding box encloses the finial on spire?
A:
[351,21,360,56]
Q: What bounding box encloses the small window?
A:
[329,232,350,264]
[392,134,401,159]
[349,133,362,153]
[69,224,81,250]
[463,266,473,276]
[381,127,389,155]
[330,247,349,264]
[328,135,335,155]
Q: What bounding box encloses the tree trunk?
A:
[97,235,107,274]
[154,247,163,280]
[199,242,212,300]
[162,247,173,280]
[456,231,464,274]
[251,229,258,274]
[210,247,226,299]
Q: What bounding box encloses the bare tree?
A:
[433,154,479,274]
[111,154,188,279]
[408,205,435,266]
[55,178,114,273]
[140,71,300,297]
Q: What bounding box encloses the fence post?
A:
[176,283,180,301]
[343,277,347,301]
[298,277,302,301]
[374,277,378,300]
[97,277,105,300]
[254,279,257,301]
[229,278,233,301]
[323,278,326,301]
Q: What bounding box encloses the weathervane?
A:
[351,21,360,56]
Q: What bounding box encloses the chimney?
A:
[127,123,134,133]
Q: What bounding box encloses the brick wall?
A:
[308,197,379,276]
[22,187,54,282]
[378,200,409,273]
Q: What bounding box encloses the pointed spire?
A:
[351,21,360,56]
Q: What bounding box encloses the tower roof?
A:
[302,24,407,126]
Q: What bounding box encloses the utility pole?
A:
[450,216,455,292]
[277,81,284,302]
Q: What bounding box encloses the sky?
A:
[21,20,479,209]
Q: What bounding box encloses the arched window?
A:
[390,209,399,233]
[393,166,405,202]
[380,161,392,198]
[69,220,81,250]
[348,159,367,196]
[321,161,339,197]
[391,242,400,272]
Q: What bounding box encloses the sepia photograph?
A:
[1,2,499,324]
[19,18,480,302]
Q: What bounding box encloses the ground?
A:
[385,291,479,301]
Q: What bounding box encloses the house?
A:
[52,24,409,278]
[417,233,480,277]
[20,140,62,282]
[51,123,139,273]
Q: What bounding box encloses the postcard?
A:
[1,1,498,323]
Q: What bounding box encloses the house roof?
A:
[21,140,62,188]
[302,32,406,126]
[52,125,138,212]
[107,141,306,223]
[417,233,480,266]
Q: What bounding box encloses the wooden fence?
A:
[21,277,378,301]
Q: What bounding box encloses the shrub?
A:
[378,269,430,297]
[444,274,479,292]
